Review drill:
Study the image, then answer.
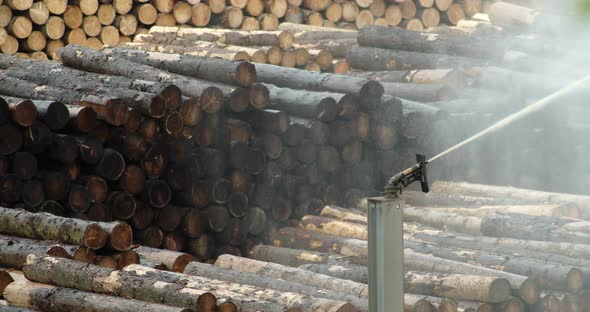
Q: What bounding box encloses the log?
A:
[23,256,288,312]
[300,215,367,240]
[215,254,369,298]
[101,48,256,88]
[346,46,483,71]
[57,45,225,112]
[249,245,339,266]
[401,190,539,208]
[404,250,539,305]
[0,207,107,250]
[133,246,194,272]
[299,262,368,283]
[120,264,356,311]
[4,279,192,312]
[404,272,510,303]
[431,181,590,210]
[416,204,580,218]
[0,236,69,269]
[409,229,590,272]
[184,261,369,311]
[404,206,482,235]
[346,69,467,90]
[405,240,584,292]
[264,83,339,121]
[253,63,383,99]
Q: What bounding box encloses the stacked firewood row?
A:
[0,42,429,266]
[212,181,590,311]
[120,24,356,73]
[0,0,489,61]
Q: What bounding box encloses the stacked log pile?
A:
[214,181,590,311]
[0,0,489,60]
[121,24,357,73]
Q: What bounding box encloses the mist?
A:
[414,0,590,196]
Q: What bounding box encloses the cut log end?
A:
[236,61,257,87]
[109,222,133,251]
[360,80,384,100]
[83,223,108,250]
[249,83,270,110]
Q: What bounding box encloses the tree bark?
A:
[134,246,194,273]
[480,213,590,244]
[401,190,543,208]
[299,262,368,283]
[404,271,510,303]
[253,63,383,100]
[264,83,339,122]
[404,250,539,305]
[405,240,585,293]
[358,25,500,59]
[319,205,367,224]
[414,204,580,218]
[184,261,369,311]
[120,264,356,311]
[57,45,226,113]
[409,229,590,277]
[102,47,256,88]
[431,181,590,211]
[215,254,369,298]
[248,244,338,267]
[0,236,69,269]
[346,46,483,71]
[23,256,289,312]
[300,215,367,240]
[4,279,192,312]
[404,206,482,235]
[0,207,107,250]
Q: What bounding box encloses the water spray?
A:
[384,73,590,197]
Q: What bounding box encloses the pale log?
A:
[121,264,357,311]
[300,215,368,240]
[404,271,510,303]
[320,205,367,224]
[184,261,369,311]
[405,241,584,292]
[404,206,482,235]
[0,207,107,249]
[23,256,288,312]
[134,246,194,272]
[299,262,368,283]
[4,279,192,312]
[404,250,539,305]
[215,254,369,297]
[249,245,338,266]
[416,204,580,218]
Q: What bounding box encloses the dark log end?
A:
[68,184,90,213]
[149,95,167,118]
[183,208,204,238]
[172,254,195,272]
[200,86,224,114]
[337,94,358,120]
[85,176,108,204]
[46,246,70,259]
[22,179,44,208]
[228,87,250,113]
[107,98,129,126]
[0,124,23,155]
[490,278,512,303]
[163,111,184,135]
[73,246,96,264]
[97,149,126,181]
[246,148,266,175]
[360,80,384,100]
[218,302,238,312]
[95,256,118,268]
[11,100,38,127]
[196,292,217,312]
[74,106,98,133]
[125,109,142,132]
[160,85,182,110]
[79,135,104,164]
[131,201,154,230]
[138,226,164,248]
[180,97,202,127]
[83,223,108,250]
[120,165,146,195]
[142,144,168,179]
[44,101,70,130]
[13,151,38,180]
[146,179,172,208]
[317,97,338,122]
[236,62,257,87]
[228,192,249,218]
[110,192,137,220]
[117,250,140,269]
[249,83,270,110]
[110,222,133,251]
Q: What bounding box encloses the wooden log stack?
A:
[0,0,489,61]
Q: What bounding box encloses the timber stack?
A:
[0,0,489,60]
